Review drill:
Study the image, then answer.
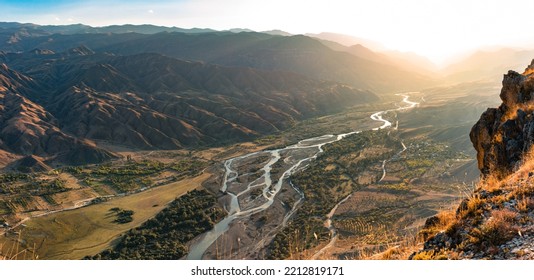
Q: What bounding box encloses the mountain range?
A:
[4,22,529,171]
[0,22,449,169]
[0,44,378,169]
[442,48,534,83]
[0,22,435,93]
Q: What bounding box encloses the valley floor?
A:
[0,82,500,259]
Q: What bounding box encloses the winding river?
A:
[186,93,419,260]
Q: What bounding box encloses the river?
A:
[186,93,419,260]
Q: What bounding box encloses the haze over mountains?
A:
[1,21,532,171]
[0,22,435,92]
[1,22,390,169]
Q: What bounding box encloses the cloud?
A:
[148,9,154,14]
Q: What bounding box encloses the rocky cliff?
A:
[471,60,534,176]
[412,60,534,260]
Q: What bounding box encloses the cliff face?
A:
[412,60,534,260]
[471,60,534,176]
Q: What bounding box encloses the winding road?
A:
[186,93,419,260]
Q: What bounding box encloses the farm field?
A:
[0,172,209,259]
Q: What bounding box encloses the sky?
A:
[2,0,534,64]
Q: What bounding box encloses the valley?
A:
[0,21,508,261]
[186,93,419,260]
[0,81,498,259]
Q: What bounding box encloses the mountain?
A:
[0,64,117,168]
[0,47,377,168]
[306,32,386,51]
[381,50,438,73]
[0,23,435,93]
[318,40,437,75]
[7,155,52,173]
[0,22,216,35]
[227,28,255,33]
[96,33,433,93]
[262,30,292,36]
[441,48,534,83]
[317,40,388,62]
[412,60,534,260]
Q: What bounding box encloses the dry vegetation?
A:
[265,127,469,260]
[410,147,534,259]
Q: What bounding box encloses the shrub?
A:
[470,209,518,247]
[113,209,135,224]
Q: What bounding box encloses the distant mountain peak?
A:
[227,28,255,33]
[262,30,292,36]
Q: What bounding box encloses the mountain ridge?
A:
[0,48,377,169]
[0,22,435,93]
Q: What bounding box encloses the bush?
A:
[113,209,135,224]
[470,209,518,247]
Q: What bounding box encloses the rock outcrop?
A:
[412,60,534,260]
[470,59,534,176]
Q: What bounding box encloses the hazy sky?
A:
[2,0,534,64]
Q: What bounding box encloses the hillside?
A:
[319,40,437,75]
[0,47,377,168]
[0,23,435,93]
[412,60,534,260]
[96,33,435,93]
[1,63,117,168]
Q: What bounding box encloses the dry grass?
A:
[510,181,534,198]
[411,250,448,260]
[516,196,534,213]
[488,194,507,206]
[369,234,423,260]
[0,233,38,260]
[417,209,457,241]
[478,174,505,193]
[462,194,486,217]
[509,145,534,182]
[469,209,518,247]
[407,145,534,260]
[433,210,457,231]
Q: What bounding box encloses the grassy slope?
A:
[411,153,534,260]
